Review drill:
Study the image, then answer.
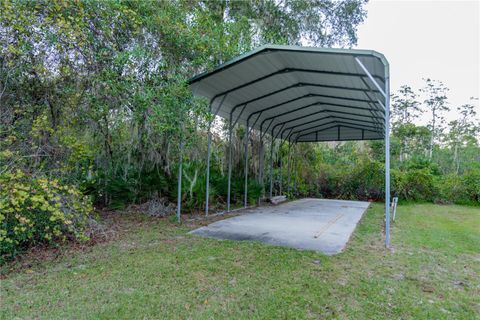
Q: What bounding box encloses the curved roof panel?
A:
[189,45,389,142]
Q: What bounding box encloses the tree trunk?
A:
[429,108,436,159]
[258,138,265,194]
[454,143,459,174]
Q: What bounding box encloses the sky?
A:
[355,0,480,123]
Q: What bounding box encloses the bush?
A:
[209,173,263,208]
[85,166,169,209]
[346,160,384,200]
[462,167,480,204]
[394,168,436,201]
[173,161,213,211]
[436,167,480,205]
[436,174,468,204]
[401,156,441,175]
[0,171,93,260]
[245,179,262,205]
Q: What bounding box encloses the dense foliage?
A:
[0,170,92,260]
[285,141,480,205]
[283,83,480,205]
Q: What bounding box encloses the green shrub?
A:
[86,166,169,209]
[103,174,138,209]
[400,156,441,175]
[82,167,136,209]
[461,167,480,205]
[210,173,262,207]
[211,173,236,203]
[394,168,436,201]
[170,161,215,211]
[245,179,262,205]
[436,174,468,204]
[138,166,169,200]
[434,169,480,205]
[317,164,343,198]
[346,160,384,200]
[0,171,93,260]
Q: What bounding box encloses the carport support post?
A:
[287,142,293,195]
[258,131,264,204]
[176,131,184,224]
[206,95,227,216]
[205,104,213,216]
[278,143,282,196]
[227,104,247,212]
[244,119,249,207]
[293,156,297,195]
[278,134,291,196]
[227,111,233,212]
[269,124,285,198]
[355,56,390,248]
[385,75,391,248]
[269,132,274,199]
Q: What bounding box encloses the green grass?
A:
[1,203,479,319]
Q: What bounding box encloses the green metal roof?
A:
[189,45,389,142]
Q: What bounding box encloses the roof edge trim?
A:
[188,44,389,85]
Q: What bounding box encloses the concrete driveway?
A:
[190,198,370,255]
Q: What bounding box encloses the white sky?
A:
[356,0,480,123]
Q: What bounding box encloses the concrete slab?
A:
[190,198,370,255]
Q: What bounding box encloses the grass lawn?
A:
[1,203,479,319]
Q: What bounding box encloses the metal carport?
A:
[177,45,391,247]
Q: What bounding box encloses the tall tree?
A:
[391,85,423,161]
[446,100,479,173]
[391,85,422,128]
[420,78,450,159]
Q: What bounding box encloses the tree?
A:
[391,85,423,161]
[391,85,422,127]
[446,100,479,173]
[420,78,450,159]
